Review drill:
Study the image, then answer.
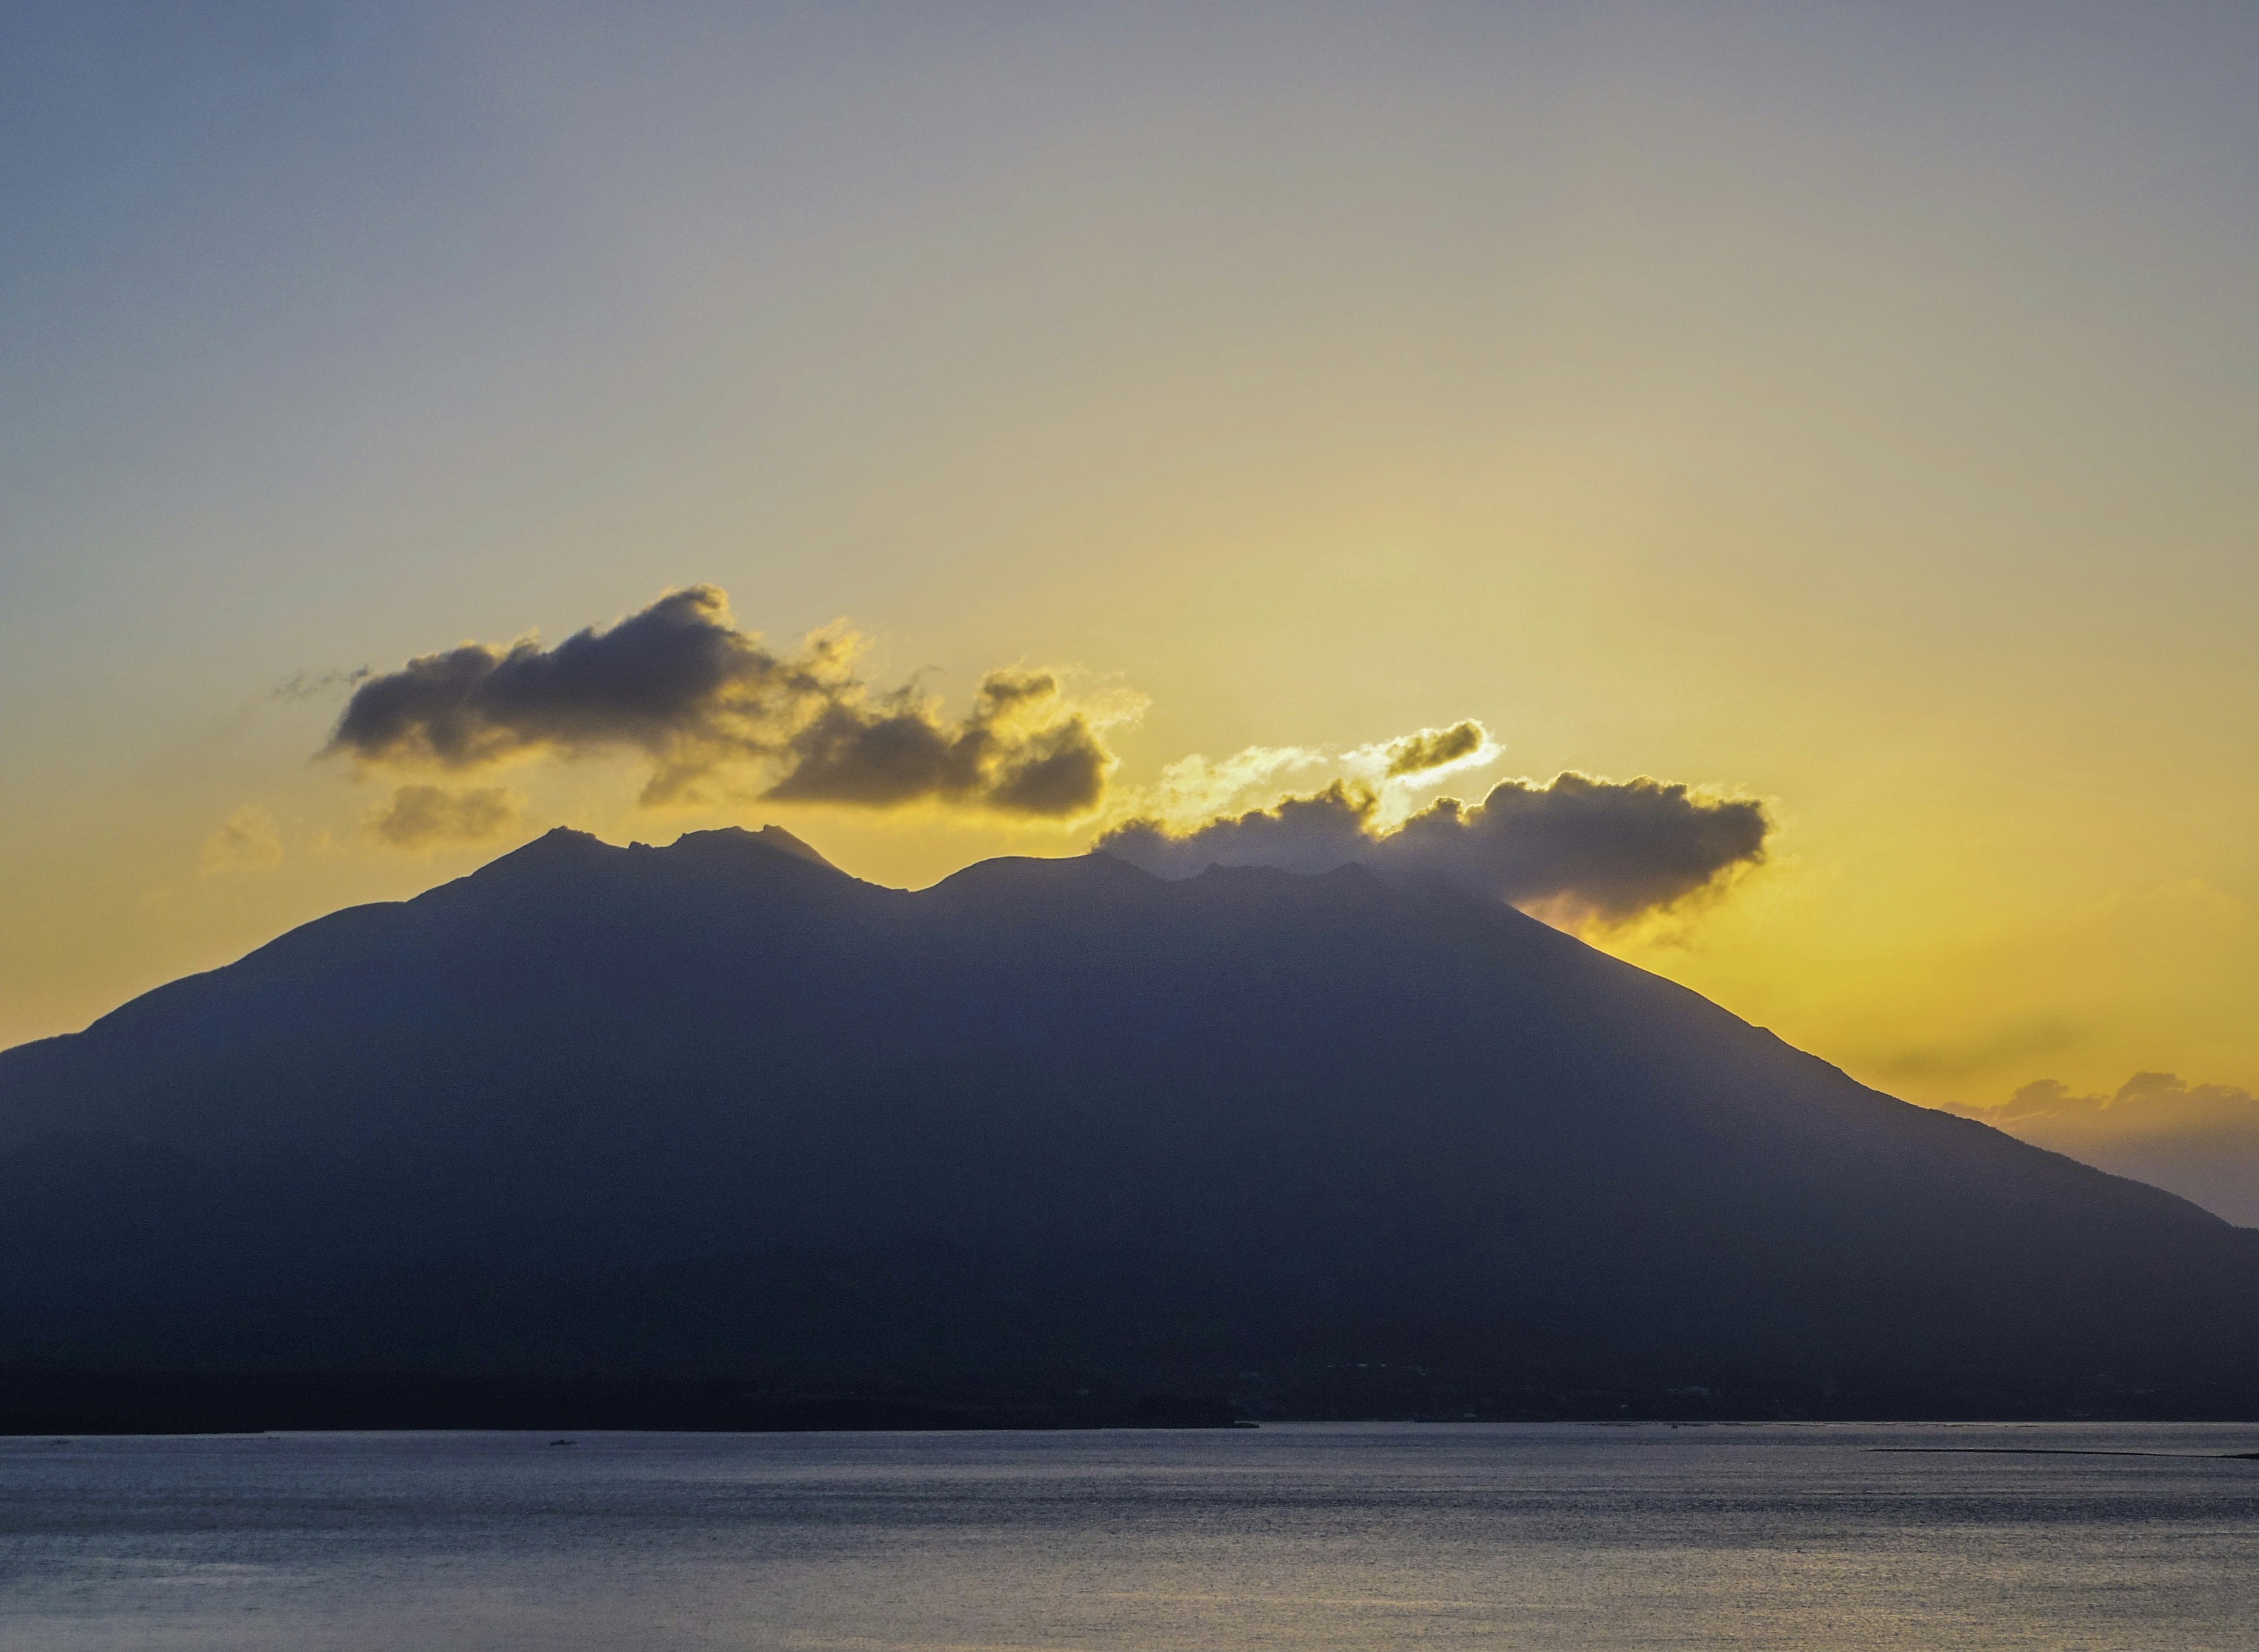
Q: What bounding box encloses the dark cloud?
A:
[1384,774,1772,922]
[1383,719,1488,778]
[1098,771,1772,924]
[1099,782,1383,880]
[367,785,525,850]
[328,587,804,799]
[765,670,1112,818]
[326,587,1117,817]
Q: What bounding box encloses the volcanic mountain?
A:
[4,826,2256,1420]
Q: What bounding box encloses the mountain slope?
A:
[4,826,2255,1415]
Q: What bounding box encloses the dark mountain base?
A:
[1238,1362,2259,1424]
[10,831,2259,1420]
[16,1234,2255,1427]
[6,1359,2255,1435]
[0,1369,1241,1436]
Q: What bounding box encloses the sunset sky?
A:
[5,3,2255,1120]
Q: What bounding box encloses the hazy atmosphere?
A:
[6,5,2257,1170]
[8,10,2259,1649]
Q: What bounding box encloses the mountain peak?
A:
[479,825,616,872]
[664,824,837,871]
[534,825,603,848]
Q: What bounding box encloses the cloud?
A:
[1983,1072,2259,1134]
[366,785,526,851]
[1955,1074,2259,1227]
[1098,770,1771,924]
[1101,780,1384,880]
[327,586,801,792]
[1385,774,1772,922]
[272,667,369,702]
[1137,744,1331,827]
[200,805,284,874]
[326,586,1127,818]
[1379,719,1492,778]
[764,668,1117,817]
[1127,720,1501,833]
[1865,1021,2080,1083]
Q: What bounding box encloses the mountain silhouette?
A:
[4,825,2257,1422]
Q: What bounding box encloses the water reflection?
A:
[2,1422,2255,1650]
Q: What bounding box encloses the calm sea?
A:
[2,1421,2255,1650]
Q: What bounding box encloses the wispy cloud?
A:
[272,667,370,702]
[366,785,527,851]
[200,805,284,874]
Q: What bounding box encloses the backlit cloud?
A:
[1099,770,1771,925]
[326,586,1130,818]
[1378,719,1493,778]
[1132,720,1501,830]
[329,595,1760,922]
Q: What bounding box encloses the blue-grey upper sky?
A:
[4,4,2256,1145]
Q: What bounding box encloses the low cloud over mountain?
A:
[1099,771,1771,925]
[327,586,1126,817]
[1953,1073,2259,1227]
[322,588,1768,928]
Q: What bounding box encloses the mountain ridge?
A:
[2,829,2254,1420]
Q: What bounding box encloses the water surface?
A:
[4,1422,2256,1650]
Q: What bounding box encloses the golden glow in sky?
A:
[2,5,2255,1141]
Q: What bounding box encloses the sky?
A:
[5,2,2257,1147]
